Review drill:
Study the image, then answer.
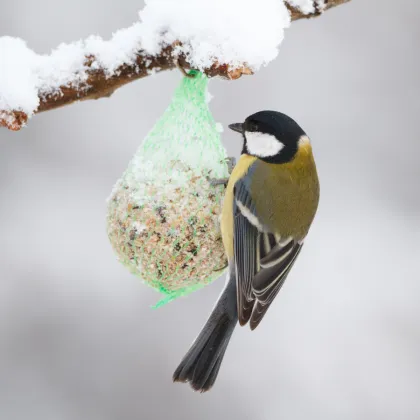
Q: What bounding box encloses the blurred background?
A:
[1,1,419,419]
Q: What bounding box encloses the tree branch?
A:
[0,0,350,131]
[287,0,351,20]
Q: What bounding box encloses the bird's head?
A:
[229,111,309,164]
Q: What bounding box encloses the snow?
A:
[0,37,40,115]
[138,0,290,70]
[286,0,326,14]
[37,42,89,97]
[85,24,143,75]
[0,0,318,119]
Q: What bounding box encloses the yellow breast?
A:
[251,140,319,239]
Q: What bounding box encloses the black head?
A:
[229,111,307,164]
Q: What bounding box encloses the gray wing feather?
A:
[233,171,304,330]
[233,199,259,325]
[250,243,302,330]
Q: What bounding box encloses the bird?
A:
[173,110,320,392]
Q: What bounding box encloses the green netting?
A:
[106,71,229,308]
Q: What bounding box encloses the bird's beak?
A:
[228,123,244,134]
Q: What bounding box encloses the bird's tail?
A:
[173,272,237,392]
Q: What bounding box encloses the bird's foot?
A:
[206,157,236,188]
[208,177,230,187]
[225,157,236,174]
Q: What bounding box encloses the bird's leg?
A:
[225,156,236,174]
[207,157,236,188]
[208,178,229,187]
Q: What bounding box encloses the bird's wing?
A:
[233,193,259,326]
[233,176,304,329]
[250,240,302,330]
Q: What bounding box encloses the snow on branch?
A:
[0,0,350,131]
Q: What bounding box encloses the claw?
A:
[224,157,236,174]
[213,261,228,272]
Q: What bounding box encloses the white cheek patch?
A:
[245,132,284,157]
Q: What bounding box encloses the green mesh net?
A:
[107,71,229,307]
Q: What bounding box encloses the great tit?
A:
[173,110,320,392]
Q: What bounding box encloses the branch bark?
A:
[0,0,350,131]
[287,0,350,20]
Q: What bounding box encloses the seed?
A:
[107,161,228,296]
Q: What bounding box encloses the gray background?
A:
[1,1,419,419]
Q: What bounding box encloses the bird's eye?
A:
[247,122,258,132]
